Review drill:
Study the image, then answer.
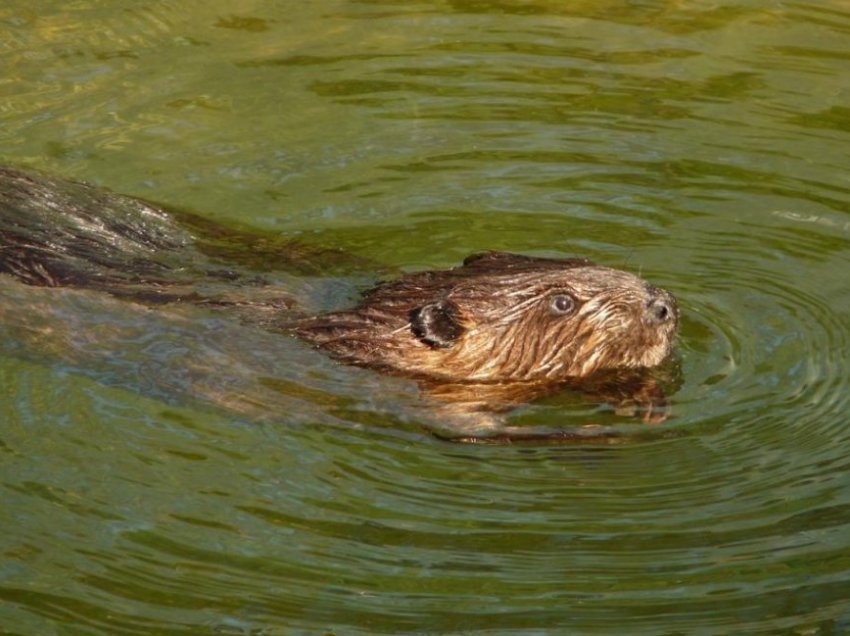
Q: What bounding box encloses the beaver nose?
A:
[645,286,677,326]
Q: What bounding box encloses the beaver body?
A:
[0,165,192,288]
[0,165,679,438]
[0,165,367,325]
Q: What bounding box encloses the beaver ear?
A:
[410,301,464,348]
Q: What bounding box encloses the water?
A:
[1,1,850,633]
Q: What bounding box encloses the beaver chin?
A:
[297,251,678,384]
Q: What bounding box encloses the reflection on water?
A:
[1,0,850,633]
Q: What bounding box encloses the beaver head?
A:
[296,251,678,383]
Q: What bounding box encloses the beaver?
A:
[0,165,679,440]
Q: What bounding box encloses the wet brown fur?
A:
[296,251,678,382]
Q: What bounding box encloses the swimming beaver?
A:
[0,165,678,439]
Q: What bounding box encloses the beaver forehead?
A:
[449,265,650,302]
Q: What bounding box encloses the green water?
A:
[2,1,850,633]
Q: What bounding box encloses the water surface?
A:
[1,1,850,633]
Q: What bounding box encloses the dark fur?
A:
[0,166,372,324]
[0,166,188,289]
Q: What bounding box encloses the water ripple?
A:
[3,1,850,634]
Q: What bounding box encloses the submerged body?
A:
[0,165,679,439]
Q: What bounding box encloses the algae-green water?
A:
[1,1,850,633]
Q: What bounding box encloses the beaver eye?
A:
[549,293,577,316]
